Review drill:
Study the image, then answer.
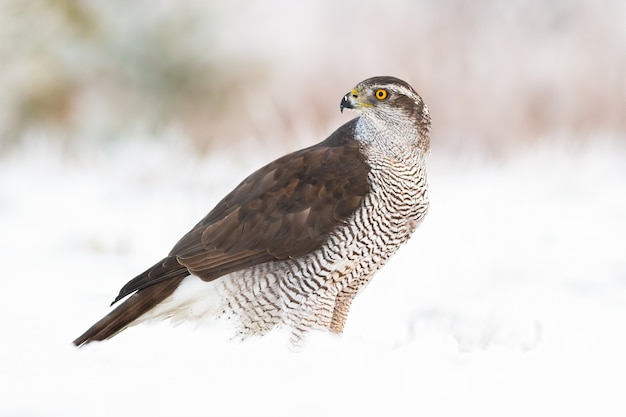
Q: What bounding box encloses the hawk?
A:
[73,76,431,346]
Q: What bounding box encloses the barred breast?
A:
[147,149,429,343]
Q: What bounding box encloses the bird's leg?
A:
[330,279,365,333]
[330,295,353,333]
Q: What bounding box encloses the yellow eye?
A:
[375,89,388,100]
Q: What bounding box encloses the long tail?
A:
[73,258,188,347]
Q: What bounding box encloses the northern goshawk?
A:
[74,76,431,346]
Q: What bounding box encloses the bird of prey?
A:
[73,76,431,347]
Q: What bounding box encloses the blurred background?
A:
[1,0,624,153]
[2,2,626,416]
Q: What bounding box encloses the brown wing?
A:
[112,119,370,303]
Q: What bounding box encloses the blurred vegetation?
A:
[0,0,624,152]
[0,0,266,149]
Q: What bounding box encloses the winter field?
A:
[1,1,625,415]
[1,132,625,417]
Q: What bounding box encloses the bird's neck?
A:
[355,114,429,162]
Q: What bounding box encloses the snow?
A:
[1,134,625,417]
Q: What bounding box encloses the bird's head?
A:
[340,76,430,150]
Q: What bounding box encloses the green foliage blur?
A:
[1,0,624,152]
[0,0,265,148]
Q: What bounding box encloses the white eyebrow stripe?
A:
[379,84,420,102]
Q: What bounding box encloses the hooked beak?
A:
[340,88,359,113]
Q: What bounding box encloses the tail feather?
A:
[73,275,186,347]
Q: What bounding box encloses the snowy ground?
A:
[1,133,625,417]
